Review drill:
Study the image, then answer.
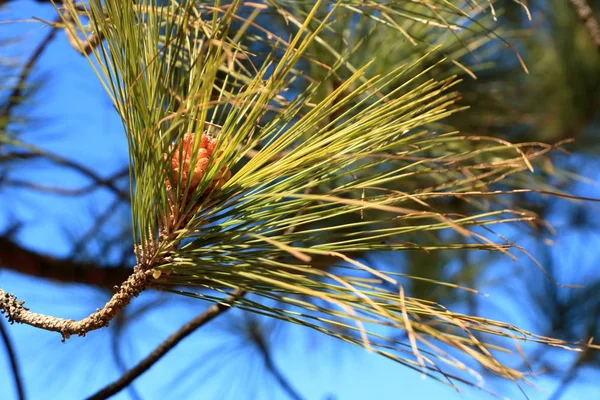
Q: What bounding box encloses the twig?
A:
[0,20,60,130]
[0,0,64,3]
[86,288,246,400]
[547,340,595,400]
[547,362,580,400]
[70,196,125,258]
[263,351,304,400]
[2,168,129,198]
[2,180,114,197]
[111,314,142,400]
[1,152,129,201]
[569,0,600,51]
[253,330,304,400]
[62,2,105,56]
[0,267,150,340]
[0,319,26,400]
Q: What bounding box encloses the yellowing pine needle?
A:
[249,233,312,263]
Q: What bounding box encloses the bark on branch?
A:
[0,268,150,341]
[569,0,600,51]
[62,2,104,56]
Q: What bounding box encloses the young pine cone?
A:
[165,132,231,193]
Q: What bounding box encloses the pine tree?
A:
[1,1,599,399]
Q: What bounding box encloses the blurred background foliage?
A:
[1,0,599,399]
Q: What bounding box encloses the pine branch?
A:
[33,0,596,389]
[0,268,150,340]
[86,288,245,400]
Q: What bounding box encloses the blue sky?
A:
[1,2,599,400]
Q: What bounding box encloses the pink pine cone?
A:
[166,132,231,192]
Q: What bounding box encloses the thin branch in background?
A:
[569,0,600,51]
[106,229,138,267]
[254,330,304,400]
[2,168,129,198]
[109,297,171,400]
[0,268,151,340]
[0,236,225,289]
[0,0,64,4]
[2,179,111,196]
[0,318,26,400]
[547,362,581,400]
[70,196,125,258]
[0,17,128,201]
[547,338,596,400]
[1,152,130,201]
[0,20,59,130]
[111,314,142,400]
[0,236,133,288]
[86,288,246,400]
